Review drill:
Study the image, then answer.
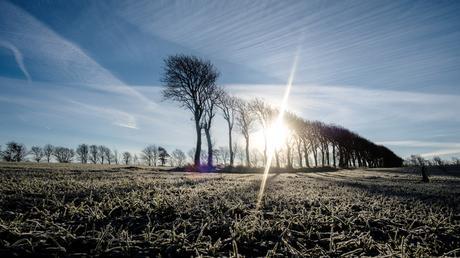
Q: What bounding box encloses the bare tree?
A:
[1,142,27,162]
[158,147,169,166]
[162,54,219,168]
[43,144,54,163]
[187,148,196,164]
[113,150,119,165]
[250,98,275,165]
[218,146,230,165]
[53,147,74,163]
[122,152,132,165]
[102,147,112,165]
[133,154,139,165]
[97,145,106,164]
[142,145,158,166]
[201,87,222,167]
[76,144,89,164]
[30,146,44,163]
[235,99,256,167]
[432,156,443,166]
[217,92,238,166]
[89,145,98,164]
[233,143,244,166]
[250,148,262,167]
[409,155,429,182]
[171,149,186,167]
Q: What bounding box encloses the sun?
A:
[267,121,290,150]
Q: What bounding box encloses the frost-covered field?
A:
[0,163,459,257]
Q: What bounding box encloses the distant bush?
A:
[1,141,27,162]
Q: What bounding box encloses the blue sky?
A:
[1,0,460,160]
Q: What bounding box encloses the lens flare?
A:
[256,49,300,210]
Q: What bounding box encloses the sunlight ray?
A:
[256,46,300,210]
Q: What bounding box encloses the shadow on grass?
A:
[301,172,459,206]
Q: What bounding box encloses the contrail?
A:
[0,41,31,82]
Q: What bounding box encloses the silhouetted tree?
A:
[158,147,170,166]
[218,146,230,165]
[53,147,74,163]
[43,144,54,163]
[89,145,98,164]
[1,142,27,162]
[201,87,223,167]
[250,98,276,165]
[162,54,219,168]
[171,149,186,166]
[97,145,107,164]
[217,92,238,166]
[113,150,119,165]
[30,146,44,163]
[235,99,256,167]
[76,144,89,164]
[142,145,158,166]
[122,152,131,165]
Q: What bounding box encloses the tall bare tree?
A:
[142,145,158,166]
[171,149,186,166]
[1,142,27,162]
[43,144,54,163]
[89,145,98,164]
[250,98,275,165]
[217,92,238,166]
[122,152,131,165]
[158,147,169,166]
[201,87,222,167]
[53,147,74,163]
[162,54,219,168]
[30,146,44,163]
[76,144,89,164]
[235,99,256,167]
[98,145,106,164]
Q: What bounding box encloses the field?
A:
[0,163,459,257]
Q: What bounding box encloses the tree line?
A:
[0,142,189,167]
[161,54,404,169]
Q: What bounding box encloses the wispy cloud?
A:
[67,100,138,130]
[377,140,460,148]
[0,1,156,110]
[419,149,460,158]
[0,40,31,82]
[377,140,460,158]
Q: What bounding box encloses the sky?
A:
[1,0,460,160]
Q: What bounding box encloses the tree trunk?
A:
[263,130,268,166]
[245,135,250,167]
[313,147,318,167]
[297,142,303,168]
[332,144,336,167]
[303,141,310,168]
[275,151,280,168]
[205,128,213,167]
[286,143,292,168]
[321,146,325,167]
[228,125,234,166]
[194,119,202,167]
[421,165,429,182]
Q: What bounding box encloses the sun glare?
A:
[267,121,290,150]
[256,46,301,210]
